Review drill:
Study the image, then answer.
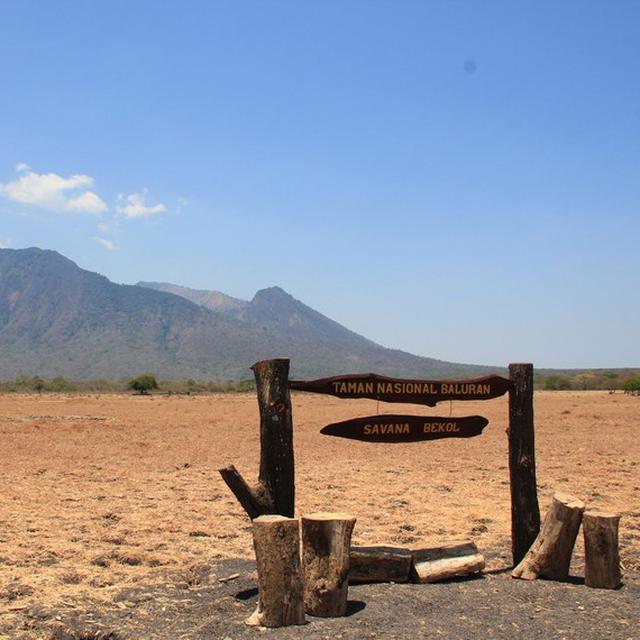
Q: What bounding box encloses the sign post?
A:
[220,359,540,570]
[508,363,540,564]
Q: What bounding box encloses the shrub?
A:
[127,374,159,395]
[543,375,572,391]
[31,376,46,393]
[622,377,640,393]
[48,376,76,392]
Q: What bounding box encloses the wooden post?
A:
[219,358,295,519]
[301,512,356,617]
[253,358,295,517]
[512,492,585,581]
[246,515,306,627]
[583,511,622,589]
[508,362,540,565]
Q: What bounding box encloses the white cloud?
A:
[94,237,118,251]
[116,189,167,219]
[15,162,31,173]
[0,167,108,215]
[97,221,110,232]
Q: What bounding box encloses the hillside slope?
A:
[0,248,499,380]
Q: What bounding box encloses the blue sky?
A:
[1,1,638,368]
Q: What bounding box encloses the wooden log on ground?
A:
[583,511,622,589]
[301,512,356,617]
[246,515,306,627]
[349,545,412,583]
[410,540,485,583]
[508,363,541,566]
[219,358,295,519]
[512,492,585,581]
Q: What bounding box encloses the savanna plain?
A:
[1,390,639,639]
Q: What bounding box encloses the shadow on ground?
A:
[3,558,639,640]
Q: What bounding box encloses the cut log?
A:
[508,363,541,565]
[583,511,622,589]
[301,512,356,617]
[349,545,412,583]
[246,515,306,627]
[512,492,585,581]
[410,540,485,583]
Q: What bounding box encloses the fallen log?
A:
[410,540,485,583]
[246,515,306,627]
[301,512,356,617]
[583,511,622,589]
[512,492,585,581]
[349,545,412,583]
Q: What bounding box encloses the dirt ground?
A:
[1,390,639,639]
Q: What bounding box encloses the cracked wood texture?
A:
[508,363,541,565]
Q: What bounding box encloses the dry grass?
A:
[0,390,638,620]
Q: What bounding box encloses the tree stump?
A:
[583,511,622,589]
[349,545,412,583]
[512,492,585,581]
[246,515,306,627]
[301,512,356,617]
[410,540,485,583]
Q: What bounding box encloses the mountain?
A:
[139,281,387,346]
[137,281,247,315]
[0,248,500,380]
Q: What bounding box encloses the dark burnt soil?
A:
[4,556,638,640]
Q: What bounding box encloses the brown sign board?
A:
[290,373,511,407]
[320,414,489,443]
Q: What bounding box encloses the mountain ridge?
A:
[0,247,501,380]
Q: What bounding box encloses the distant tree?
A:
[31,376,46,393]
[127,374,159,395]
[622,377,640,394]
[572,372,597,391]
[49,376,76,392]
[543,375,571,391]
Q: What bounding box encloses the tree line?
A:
[535,371,640,392]
[1,371,639,395]
[0,374,255,394]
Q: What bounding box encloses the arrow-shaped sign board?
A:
[290,374,510,407]
[320,414,489,443]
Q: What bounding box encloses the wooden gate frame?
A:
[220,359,540,566]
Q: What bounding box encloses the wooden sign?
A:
[320,415,489,443]
[290,373,510,407]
